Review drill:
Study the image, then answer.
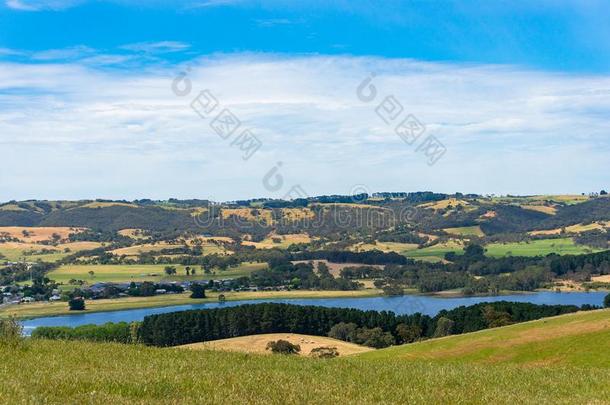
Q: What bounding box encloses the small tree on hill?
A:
[0,316,23,348]
[68,297,85,311]
[266,339,301,355]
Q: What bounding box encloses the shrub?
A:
[32,322,133,343]
[68,297,85,311]
[266,339,301,355]
[310,346,339,358]
[604,293,610,308]
[0,316,23,348]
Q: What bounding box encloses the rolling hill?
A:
[1,310,609,403]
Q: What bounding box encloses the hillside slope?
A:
[360,309,610,368]
[1,310,610,403]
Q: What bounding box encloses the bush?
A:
[266,339,300,355]
[0,316,23,348]
[604,293,610,308]
[68,297,85,311]
[310,346,339,358]
[32,322,134,343]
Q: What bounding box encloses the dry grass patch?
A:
[520,204,557,215]
[80,202,138,209]
[179,333,373,357]
[0,226,84,243]
[221,208,273,224]
[291,259,383,277]
[243,233,312,249]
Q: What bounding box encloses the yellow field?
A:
[0,241,102,262]
[529,221,610,236]
[350,241,419,255]
[0,226,84,242]
[280,207,315,221]
[81,202,138,209]
[418,198,471,210]
[109,242,185,256]
[520,204,557,215]
[180,333,373,356]
[221,208,274,224]
[117,228,147,239]
[243,233,312,249]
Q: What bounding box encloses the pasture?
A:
[3,314,609,403]
[242,233,312,249]
[362,309,610,368]
[46,262,267,284]
[484,237,600,257]
[442,225,485,237]
[0,241,102,262]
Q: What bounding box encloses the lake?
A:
[22,291,606,334]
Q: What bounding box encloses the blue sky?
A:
[0,1,609,200]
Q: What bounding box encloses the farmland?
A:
[484,237,600,257]
[46,262,267,284]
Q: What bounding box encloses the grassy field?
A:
[2,311,610,403]
[180,333,373,357]
[46,262,267,284]
[0,289,383,320]
[404,240,465,262]
[485,237,600,257]
[350,241,419,255]
[242,233,312,249]
[443,225,485,237]
[361,309,610,368]
[0,241,102,262]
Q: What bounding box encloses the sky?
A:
[0,0,609,201]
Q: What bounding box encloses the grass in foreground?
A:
[361,309,610,368]
[0,289,383,319]
[1,337,608,404]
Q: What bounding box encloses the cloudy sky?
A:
[1,1,609,201]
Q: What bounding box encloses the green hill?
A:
[1,310,609,403]
[361,309,610,368]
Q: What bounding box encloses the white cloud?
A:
[5,0,83,11]
[0,54,609,200]
[120,41,191,54]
